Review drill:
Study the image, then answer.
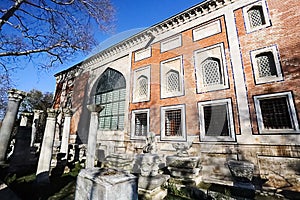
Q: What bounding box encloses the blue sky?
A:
[13,0,203,93]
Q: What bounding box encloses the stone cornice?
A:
[57,0,237,75]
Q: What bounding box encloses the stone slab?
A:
[138,174,169,190]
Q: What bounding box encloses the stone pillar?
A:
[36,108,58,183]
[0,89,26,164]
[60,109,72,160]
[30,110,43,147]
[86,104,103,168]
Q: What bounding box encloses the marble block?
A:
[75,168,138,200]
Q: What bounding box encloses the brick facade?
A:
[53,0,300,191]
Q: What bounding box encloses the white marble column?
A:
[0,89,26,164]
[86,104,103,168]
[36,108,58,182]
[30,110,43,147]
[60,109,72,160]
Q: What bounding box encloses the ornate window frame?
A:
[132,65,151,103]
[250,45,283,84]
[243,0,271,33]
[160,56,184,99]
[194,43,229,93]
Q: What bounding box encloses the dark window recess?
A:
[165,110,182,136]
[256,52,277,77]
[135,113,148,136]
[248,6,266,28]
[204,104,229,136]
[260,97,293,129]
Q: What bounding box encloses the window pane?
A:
[204,104,229,136]
[202,58,222,86]
[166,71,180,92]
[118,116,124,130]
[135,113,148,136]
[256,52,277,77]
[248,6,265,28]
[111,116,118,130]
[260,97,293,129]
[165,109,182,136]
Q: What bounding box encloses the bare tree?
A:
[0,0,115,118]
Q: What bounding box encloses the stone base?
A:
[138,175,170,190]
[75,167,138,200]
[138,187,168,200]
[169,175,202,186]
[168,166,201,179]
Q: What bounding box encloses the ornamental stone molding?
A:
[46,108,59,118]
[63,108,73,117]
[54,0,238,76]
[8,89,27,102]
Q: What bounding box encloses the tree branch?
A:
[0,0,26,30]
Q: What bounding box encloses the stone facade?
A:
[53,0,300,192]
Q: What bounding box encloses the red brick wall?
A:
[235,0,300,134]
[130,16,240,138]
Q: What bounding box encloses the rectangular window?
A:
[135,113,148,136]
[198,99,235,141]
[161,105,186,141]
[131,109,150,139]
[254,92,299,134]
[165,109,182,136]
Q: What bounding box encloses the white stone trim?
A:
[254,92,300,134]
[132,65,151,103]
[161,34,182,52]
[193,20,222,41]
[131,109,150,140]
[250,45,283,84]
[160,104,186,141]
[194,43,229,92]
[242,0,271,33]
[160,56,184,99]
[134,47,152,62]
[198,99,236,142]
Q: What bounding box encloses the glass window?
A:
[165,109,182,136]
[201,57,223,87]
[131,109,150,139]
[95,68,126,131]
[256,52,277,78]
[166,70,180,93]
[248,6,266,28]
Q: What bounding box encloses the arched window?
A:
[95,68,126,131]
[137,75,148,98]
[248,6,266,28]
[166,70,180,92]
[201,57,223,87]
[255,52,277,78]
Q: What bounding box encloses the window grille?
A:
[201,58,222,87]
[166,70,180,92]
[165,109,182,136]
[138,76,148,98]
[259,97,293,129]
[95,68,126,131]
[256,52,277,77]
[248,6,265,28]
[203,104,229,136]
[135,113,148,136]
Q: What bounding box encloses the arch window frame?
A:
[95,68,126,131]
[194,43,229,93]
[243,0,271,33]
[132,65,151,103]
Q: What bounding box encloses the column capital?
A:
[63,108,73,117]
[33,109,44,115]
[87,104,104,113]
[21,111,33,117]
[46,108,59,118]
[8,89,27,102]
